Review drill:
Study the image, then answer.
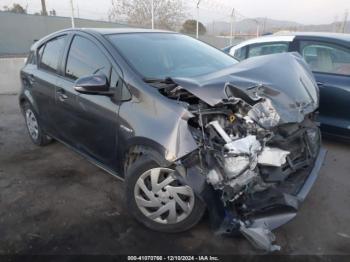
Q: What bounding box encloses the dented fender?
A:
[117,89,198,166]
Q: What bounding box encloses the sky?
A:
[0,0,349,25]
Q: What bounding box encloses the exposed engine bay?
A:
[146,53,326,251]
[184,94,320,203]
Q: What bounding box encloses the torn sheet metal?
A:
[173,52,319,126]
[258,147,290,167]
[207,120,232,143]
[164,109,198,162]
[240,222,281,252]
[228,169,257,190]
[248,99,280,128]
[224,135,261,155]
[224,156,250,179]
[207,121,261,179]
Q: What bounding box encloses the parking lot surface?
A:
[0,94,350,255]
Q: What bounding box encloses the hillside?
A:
[206,18,350,35]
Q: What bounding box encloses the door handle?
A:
[59,93,68,101]
[57,89,68,102]
[28,74,36,84]
[317,82,324,88]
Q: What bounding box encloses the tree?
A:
[49,9,57,16]
[180,19,207,35]
[109,0,186,30]
[2,3,27,14]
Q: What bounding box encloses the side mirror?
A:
[74,74,113,96]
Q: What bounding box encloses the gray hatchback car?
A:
[20,28,325,251]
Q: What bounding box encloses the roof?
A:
[229,32,350,55]
[30,27,176,50]
[79,27,175,35]
[230,35,295,51]
[274,31,350,42]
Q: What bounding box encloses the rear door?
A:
[54,33,121,170]
[297,39,350,137]
[27,35,68,134]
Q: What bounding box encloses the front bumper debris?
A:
[237,148,327,251]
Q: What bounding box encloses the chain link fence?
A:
[0,10,249,56]
[0,11,126,56]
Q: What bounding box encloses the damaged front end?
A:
[150,53,326,251]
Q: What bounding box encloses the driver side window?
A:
[65,35,111,80]
[300,41,350,76]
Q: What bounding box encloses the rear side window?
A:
[233,46,247,61]
[300,41,350,76]
[248,42,289,58]
[65,35,111,80]
[26,51,36,65]
[39,36,67,73]
[37,45,44,63]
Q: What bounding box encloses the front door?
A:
[298,40,350,137]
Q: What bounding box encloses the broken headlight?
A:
[248,99,280,128]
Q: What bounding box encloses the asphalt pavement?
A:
[0,94,349,255]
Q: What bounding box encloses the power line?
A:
[40,0,47,15]
[69,0,75,28]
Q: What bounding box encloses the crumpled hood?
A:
[173,52,319,124]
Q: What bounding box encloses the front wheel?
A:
[125,156,205,233]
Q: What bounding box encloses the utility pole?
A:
[151,0,154,29]
[340,9,348,33]
[70,0,75,28]
[230,8,235,45]
[253,19,260,37]
[41,0,47,16]
[333,15,339,32]
[76,2,80,18]
[262,17,267,34]
[196,0,201,39]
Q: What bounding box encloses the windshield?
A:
[106,33,238,79]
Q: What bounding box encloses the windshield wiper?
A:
[143,77,177,90]
[143,77,175,84]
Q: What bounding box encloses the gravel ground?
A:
[0,94,349,255]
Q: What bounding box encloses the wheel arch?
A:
[18,91,39,115]
[122,137,174,177]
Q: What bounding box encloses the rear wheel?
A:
[22,102,52,146]
[125,156,205,233]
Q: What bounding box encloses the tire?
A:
[125,155,206,233]
[22,102,52,146]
